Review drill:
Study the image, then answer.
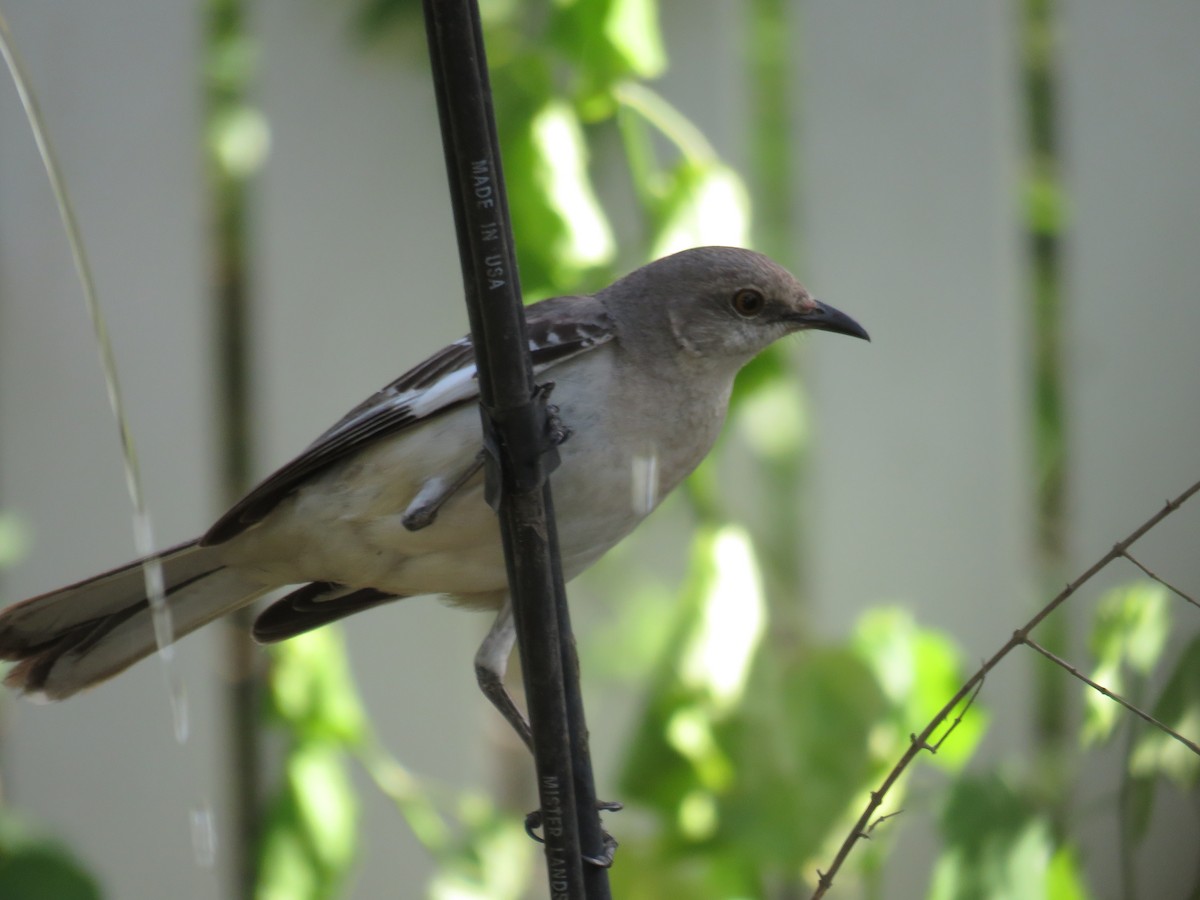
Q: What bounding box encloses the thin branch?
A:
[930,677,985,754]
[1121,550,1200,613]
[808,478,1200,899]
[1021,635,1200,757]
[858,810,903,841]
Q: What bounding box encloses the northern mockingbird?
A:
[0,246,867,743]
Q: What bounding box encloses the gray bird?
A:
[0,246,867,744]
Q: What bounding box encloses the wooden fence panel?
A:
[0,1,223,897]
[1061,0,1200,892]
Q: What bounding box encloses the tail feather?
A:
[0,541,267,699]
[252,583,398,643]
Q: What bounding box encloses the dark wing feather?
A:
[203,296,613,545]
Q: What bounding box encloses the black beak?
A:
[796,299,870,341]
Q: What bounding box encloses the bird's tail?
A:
[0,540,267,700]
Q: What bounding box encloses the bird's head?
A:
[603,246,869,367]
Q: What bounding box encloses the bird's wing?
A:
[203,295,614,545]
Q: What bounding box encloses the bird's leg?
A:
[475,598,622,867]
[402,451,486,532]
[474,599,532,751]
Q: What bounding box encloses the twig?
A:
[929,677,985,754]
[1121,550,1200,613]
[1021,635,1200,757]
[859,810,903,840]
[808,478,1200,899]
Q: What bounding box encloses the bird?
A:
[0,245,868,744]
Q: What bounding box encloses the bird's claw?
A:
[524,800,622,868]
[536,382,572,447]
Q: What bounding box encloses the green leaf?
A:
[1106,628,1200,846]
[1083,582,1171,745]
[549,0,666,103]
[1128,635,1200,787]
[714,646,888,867]
[1046,845,1092,900]
[267,628,368,745]
[931,775,1092,900]
[0,848,101,900]
[619,526,767,813]
[853,608,988,770]
[527,100,615,272]
[257,745,359,900]
[1081,661,1125,745]
[650,161,750,257]
[0,812,101,900]
[499,93,615,296]
[1088,582,1170,677]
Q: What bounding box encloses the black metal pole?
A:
[420,2,611,897]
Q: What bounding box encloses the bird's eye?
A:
[731,288,766,317]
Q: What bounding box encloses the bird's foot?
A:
[538,382,572,447]
[524,800,622,867]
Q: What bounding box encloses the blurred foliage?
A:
[0,811,102,900]
[0,515,103,900]
[1080,583,1200,876]
[258,628,540,900]
[1082,583,1170,746]
[239,1,1197,898]
[929,775,1089,900]
[611,535,991,895]
[5,0,1191,898]
[350,0,749,300]
[0,511,31,570]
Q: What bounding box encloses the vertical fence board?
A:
[800,0,1031,892]
[252,2,486,893]
[1061,0,1200,892]
[0,1,222,897]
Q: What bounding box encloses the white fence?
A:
[1,1,1197,897]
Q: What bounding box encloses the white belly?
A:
[219,357,731,601]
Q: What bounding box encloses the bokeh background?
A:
[1,1,1198,897]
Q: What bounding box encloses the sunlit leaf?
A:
[291,747,359,870]
[1128,635,1200,785]
[604,0,666,77]
[549,0,666,105]
[267,628,367,745]
[1088,582,1170,677]
[932,775,1086,900]
[1046,845,1092,900]
[258,745,359,900]
[1083,582,1171,746]
[1124,636,1200,841]
[499,90,615,296]
[853,608,988,770]
[678,527,766,712]
[651,161,750,257]
[258,803,321,900]
[529,101,615,269]
[716,646,887,867]
[1081,661,1124,745]
[619,526,765,813]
